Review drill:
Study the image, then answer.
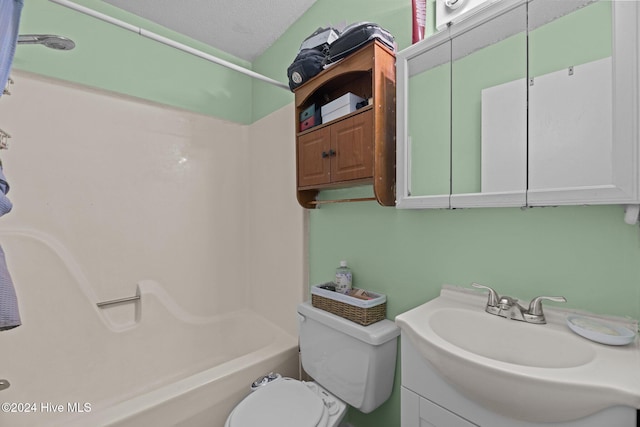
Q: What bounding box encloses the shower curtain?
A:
[0,0,24,96]
[0,0,23,330]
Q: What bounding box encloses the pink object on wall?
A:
[412,0,427,43]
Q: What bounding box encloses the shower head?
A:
[17,34,76,51]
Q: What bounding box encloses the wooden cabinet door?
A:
[331,110,374,183]
[297,126,331,187]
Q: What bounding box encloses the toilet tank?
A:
[297,302,400,413]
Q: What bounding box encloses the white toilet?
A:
[224,301,400,427]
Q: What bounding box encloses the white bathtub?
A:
[0,231,299,427]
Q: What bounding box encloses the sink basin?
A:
[396,286,640,423]
[429,308,595,368]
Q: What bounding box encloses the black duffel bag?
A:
[287,26,338,91]
[328,22,395,63]
[287,48,327,91]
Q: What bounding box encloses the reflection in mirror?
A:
[396,32,451,209]
[450,4,527,208]
[408,41,451,200]
[528,0,613,204]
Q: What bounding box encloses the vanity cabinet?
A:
[396,0,640,210]
[400,331,636,427]
[294,40,396,208]
[401,387,475,427]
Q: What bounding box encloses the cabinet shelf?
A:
[293,40,396,209]
[296,105,373,137]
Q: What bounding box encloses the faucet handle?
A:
[471,283,500,307]
[527,296,567,316]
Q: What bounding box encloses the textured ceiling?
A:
[102,0,318,61]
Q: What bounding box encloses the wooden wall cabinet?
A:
[294,40,396,209]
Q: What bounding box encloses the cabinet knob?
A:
[321,151,329,158]
[329,149,336,157]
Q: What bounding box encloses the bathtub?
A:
[0,231,300,427]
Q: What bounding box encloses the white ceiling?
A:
[102,0,318,62]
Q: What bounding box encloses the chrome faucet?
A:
[471,283,566,325]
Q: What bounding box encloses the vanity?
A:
[394,0,640,424]
[395,285,640,426]
[396,0,640,216]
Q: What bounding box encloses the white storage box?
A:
[321,93,365,123]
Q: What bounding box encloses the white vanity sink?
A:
[396,286,640,423]
[429,308,596,368]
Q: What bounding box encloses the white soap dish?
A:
[567,315,636,346]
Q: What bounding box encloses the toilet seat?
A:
[226,378,345,427]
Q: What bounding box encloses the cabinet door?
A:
[396,33,452,209]
[397,2,527,210]
[402,387,477,427]
[450,3,527,208]
[420,396,478,427]
[297,126,331,187]
[527,0,639,205]
[331,110,374,183]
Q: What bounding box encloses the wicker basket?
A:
[311,283,386,326]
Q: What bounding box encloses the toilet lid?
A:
[229,379,326,427]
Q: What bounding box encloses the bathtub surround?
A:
[0,71,304,426]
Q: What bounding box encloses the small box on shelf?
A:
[299,104,317,122]
[300,109,321,131]
[321,93,365,123]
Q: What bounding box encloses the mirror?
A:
[408,41,451,203]
[397,0,639,209]
[397,2,528,209]
[450,4,527,208]
[527,0,636,205]
[396,33,451,209]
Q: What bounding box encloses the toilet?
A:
[224,301,400,427]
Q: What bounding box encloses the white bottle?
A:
[335,261,353,294]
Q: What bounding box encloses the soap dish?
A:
[566,315,636,346]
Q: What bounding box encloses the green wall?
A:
[409,60,451,197]
[309,203,640,426]
[14,0,255,124]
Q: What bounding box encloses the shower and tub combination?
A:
[0,230,299,427]
[0,67,302,427]
[0,1,303,425]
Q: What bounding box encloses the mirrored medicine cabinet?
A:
[396,0,640,210]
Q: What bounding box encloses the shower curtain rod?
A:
[48,0,291,90]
